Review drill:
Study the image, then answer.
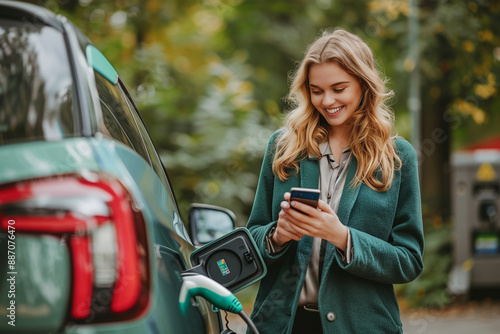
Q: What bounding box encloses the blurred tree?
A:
[417,0,500,222]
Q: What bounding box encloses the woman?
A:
[246,28,424,333]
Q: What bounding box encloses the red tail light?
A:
[0,173,150,322]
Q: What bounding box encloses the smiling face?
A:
[308,62,363,135]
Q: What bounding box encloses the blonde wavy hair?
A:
[273,28,401,192]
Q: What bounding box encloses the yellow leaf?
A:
[471,109,486,124]
[462,40,475,52]
[475,84,496,99]
[453,99,487,124]
[478,29,493,42]
[474,73,497,99]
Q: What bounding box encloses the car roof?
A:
[0,0,65,31]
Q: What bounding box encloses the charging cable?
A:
[179,273,259,334]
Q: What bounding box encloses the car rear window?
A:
[0,19,78,145]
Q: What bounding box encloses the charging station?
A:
[184,228,267,293]
[449,146,500,296]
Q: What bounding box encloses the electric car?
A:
[0,2,261,333]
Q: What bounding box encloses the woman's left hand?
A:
[283,195,349,251]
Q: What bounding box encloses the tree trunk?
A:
[419,70,452,225]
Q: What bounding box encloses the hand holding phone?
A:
[290,187,320,212]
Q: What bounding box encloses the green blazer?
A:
[246,131,424,333]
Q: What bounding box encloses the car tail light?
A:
[0,173,150,323]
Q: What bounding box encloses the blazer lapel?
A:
[322,156,361,279]
[337,156,360,225]
[299,157,320,189]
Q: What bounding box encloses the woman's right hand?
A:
[273,192,304,247]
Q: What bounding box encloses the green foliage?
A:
[156,56,280,222]
[396,221,454,308]
[418,0,500,149]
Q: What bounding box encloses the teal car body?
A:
[0,1,222,333]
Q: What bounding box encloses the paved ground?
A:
[224,299,500,333]
[401,300,500,334]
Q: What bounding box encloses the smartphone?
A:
[290,187,320,210]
